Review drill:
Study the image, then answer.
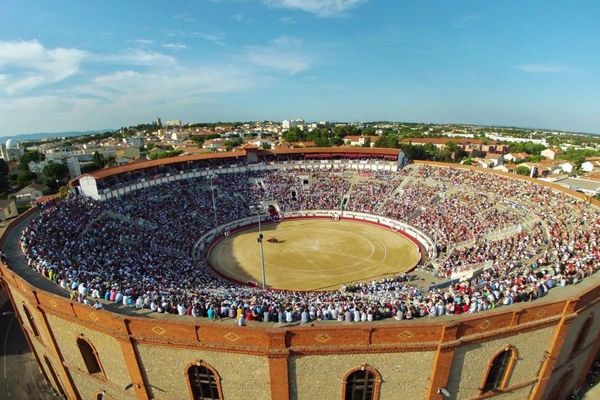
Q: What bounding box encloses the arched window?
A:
[548,367,573,400]
[342,365,382,400]
[187,362,222,400]
[76,337,102,375]
[571,316,593,356]
[22,305,40,338]
[482,346,517,394]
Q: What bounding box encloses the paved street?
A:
[0,301,60,400]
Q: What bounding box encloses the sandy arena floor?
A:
[208,219,421,291]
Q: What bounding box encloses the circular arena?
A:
[1,147,599,400]
[208,219,421,291]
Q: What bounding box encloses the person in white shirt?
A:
[135,297,144,309]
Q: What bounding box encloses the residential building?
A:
[399,138,507,155]
[559,162,574,174]
[581,158,600,173]
[250,139,276,149]
[343,135,379,147]
[282,118,304,130]
[503,153,529,162]
[171,131,191,142]
[541,148,563,160]
[581,161,595,173]
[14,184,48,205]
[484,153,502,167]
[202,139,227,151]
[486,133,547,145]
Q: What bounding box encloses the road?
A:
[0,301,60,400]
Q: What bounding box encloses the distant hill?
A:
[0,129,114,143]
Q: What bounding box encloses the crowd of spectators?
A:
[258,168,350,211]
[18,162,600,324]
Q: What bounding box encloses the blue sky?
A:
[1,0,600,135]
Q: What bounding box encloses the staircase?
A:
[340,175,359,213]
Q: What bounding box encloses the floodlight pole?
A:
[255,207,267,290]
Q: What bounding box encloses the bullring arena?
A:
[0,147,599,400]
[208,219,421,291]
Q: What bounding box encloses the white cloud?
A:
[194,32,226,46]
[452,14,483,29]
[243,36,311,74]
[0,64,263,135]
[80,66,256,97]
[0,38,301,134]
[0,40,87,95]
[514,63,571,73]
[98,50,177,67]
[129,38,154,45]
[231,13,245,22]
[263,0,366,17]
[173,13,197,23]
[162,43,189,50]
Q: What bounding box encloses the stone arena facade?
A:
[0,147,599,400]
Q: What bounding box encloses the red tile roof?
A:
[80,147,401,181]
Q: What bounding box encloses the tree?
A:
[0,175,8,194]
[191,136,205,146]
[92,151,106,167]
[58,185,70,198]
[17,171,36,187]
[445,141,460,153]
[331,136,344,146]
[224,137,243,150]
[283,127,304,143]
[0,159,9,193]
[515,166,531,176]
[42,162,69,181]
[0,159,9,177]
[147,149,183,160]
[19,151,44,171]
[375,135,399,148]
[508,142,546,155]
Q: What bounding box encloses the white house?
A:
[541,148,562,160]
[486,133,547,145]
[558,162,574,174]
[581,159,600,173]
[15,184,48,205]
[484,153,502,167]
[469,158,491,168]
[282,118,304,130]
[343,135,378,147]
[251,139,276,149]
[202,139,226,151]
[170,131,190,142]
[503,153,528,162]
[581,161,594,173]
